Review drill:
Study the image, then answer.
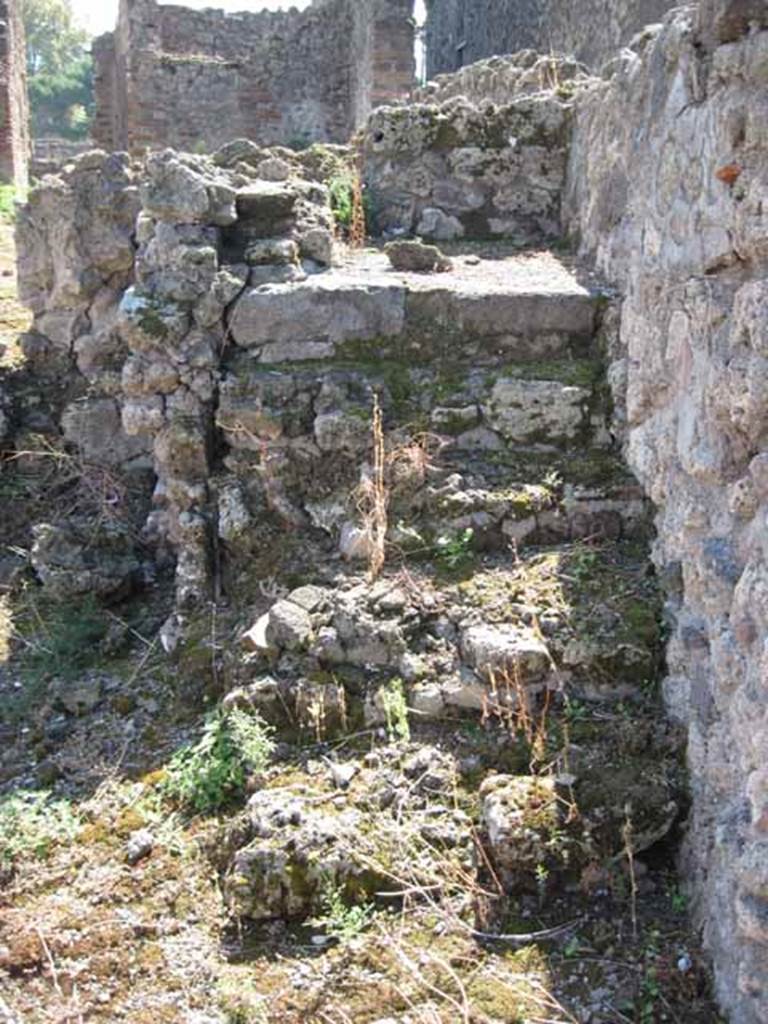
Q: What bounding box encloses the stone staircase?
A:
[6,141,721,1015]
[211,243,678,947]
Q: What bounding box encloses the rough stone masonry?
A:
[0,0,29,188]
[565,3,768,1019]
[92,0,416,155]
[424,0,681,76]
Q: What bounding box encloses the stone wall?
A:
[93,0,415,155]
[362,52,582,243]
[0,0,29,188]
[564,3,768,1021]
[424,0,678,76]
[15,140,342,605]
[414,50,593,107]
[31,137,91,179]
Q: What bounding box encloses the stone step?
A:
[218,436,649,567]
[217,356,612,458]
[230,538,662,740]
[227,249,600,365]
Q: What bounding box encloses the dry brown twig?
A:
[34,927,84,1024]
[355,393,388,580]
[349,159,366,250]
[355,412,443,580]
[483,662,552,771]
[622,804,639,941]
[379,922,472,1024]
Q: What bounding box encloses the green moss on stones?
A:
[138,307,170,340]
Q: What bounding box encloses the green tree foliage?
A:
[28,55,93,139]
[21,0,94,140]
[22,0,88,75]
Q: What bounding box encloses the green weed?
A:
[668,883,687,914]
[0,184,19,223]
[434,527,474,569]
[0,790,80,869]
[328,170,373,236]
[380,677,410,743]
[20,593,110,683]
[162,707,275,814]
[569,545,599,582]
[2,594,112,727]
[312,879,375,943]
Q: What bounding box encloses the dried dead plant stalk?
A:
[35,926,85,1024]
[7,435,130,528]
[382,927,472,1024]
[0,594,12,664]
[483,662,551,771]
[355,421,442,579]
[622,804,638,940]
[355,394,388,580]
[349,166,366,249]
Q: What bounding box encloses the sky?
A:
[72,0,425,38]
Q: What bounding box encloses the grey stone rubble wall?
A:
[414,50,594,107]
[424,0,679,77]
[92,0,415,155]
[564,3,768,1021]
[362,52,582,243]
[15,141,339,606]
[31,137,92,180]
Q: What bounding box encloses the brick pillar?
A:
[371,0,416,107]
[0,0,29,188]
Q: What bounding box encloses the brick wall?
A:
[424,0,679,77]
[93,0,415,155]
[0,0,29,188]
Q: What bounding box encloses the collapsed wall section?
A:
[93,0,415,155]
[0,0,29,188]
[564,3,768,1021]
[424,0,679,77]
[362,52,581,243]
[14,140,341,607]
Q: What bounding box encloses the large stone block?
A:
[229,276,407,354]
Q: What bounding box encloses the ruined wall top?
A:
[424,0,681,76]
[92,0,415,155]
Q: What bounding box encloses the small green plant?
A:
[312,879,375,943]
[638,965,662,1024]
[542,467,563,492]
[0,184,19,223]
[228,707,275,769]
[218,978,270,1023]
[19,593,110,684]
[434,527,474,568]
[0,790,80,870]
[163,707,275,813]
[570,545,599,582]
[668,884,688,914]
[563,935,583,958]
[563,698,589,724]
[380,677,410,743]
[328,172,356,229]
[4,594,112,726]
[327,169,372,240]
